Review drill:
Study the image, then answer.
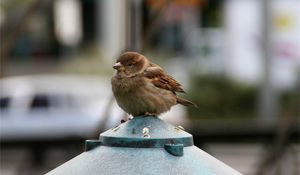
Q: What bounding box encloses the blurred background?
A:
[0,0,299,174]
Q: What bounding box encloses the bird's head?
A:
[113,52,148,76]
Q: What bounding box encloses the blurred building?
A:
[0,0,299,175]
[1,0,299,89]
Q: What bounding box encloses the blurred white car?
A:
[0,74,188,142]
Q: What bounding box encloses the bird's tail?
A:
[176,97,198,108]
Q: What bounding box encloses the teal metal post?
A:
[46,116,242,175]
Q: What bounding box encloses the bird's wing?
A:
[143,63,185,93]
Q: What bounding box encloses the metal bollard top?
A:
[46,115,242,175]
[87,116,193,156]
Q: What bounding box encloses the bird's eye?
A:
[128,63,133,66]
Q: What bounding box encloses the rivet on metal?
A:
[142,127,150,138]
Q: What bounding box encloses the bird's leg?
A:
[120,114,132,123]
[144,112,157,116]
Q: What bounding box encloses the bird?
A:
[111,51,197,117]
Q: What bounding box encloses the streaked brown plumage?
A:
[111,52,197,116]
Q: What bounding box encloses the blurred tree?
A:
[188,74,299,120]
[188,75,257,119]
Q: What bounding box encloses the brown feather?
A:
[144,64,185,93]
[176,97,198,108]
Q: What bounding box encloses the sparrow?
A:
[111,52,197,117]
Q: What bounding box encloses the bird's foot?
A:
[120,116,133,123]
[144,112,157,116]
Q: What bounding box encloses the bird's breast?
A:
[111,76,177,116]
[111,76,144,94]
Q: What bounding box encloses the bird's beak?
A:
[113,62,123,70]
